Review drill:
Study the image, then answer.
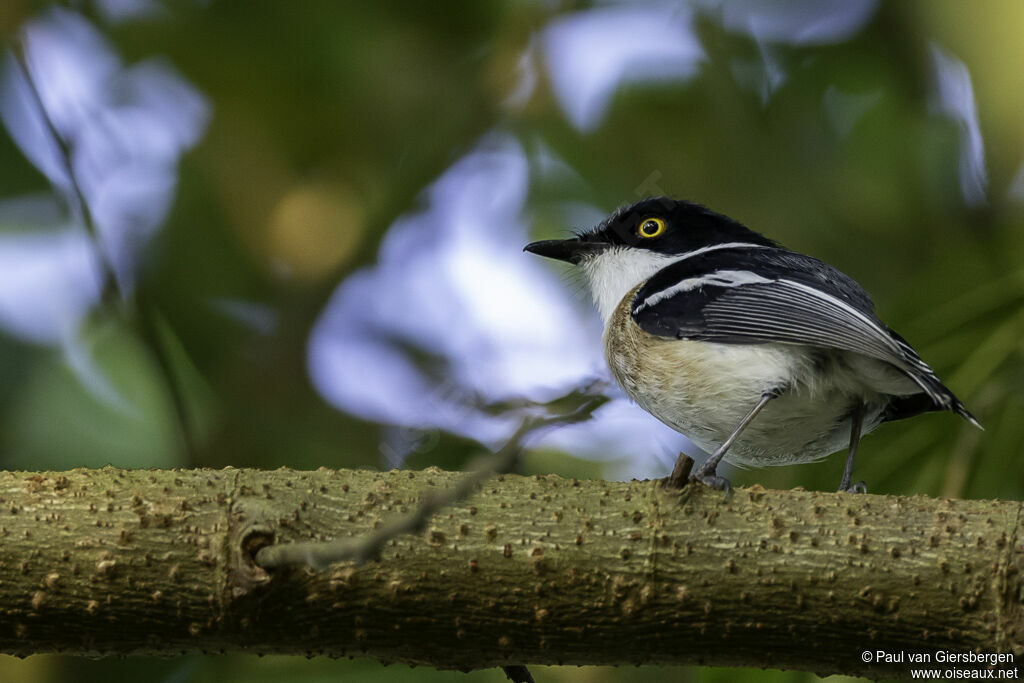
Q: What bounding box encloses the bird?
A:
[524,197,980,493]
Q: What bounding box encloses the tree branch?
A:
[0,466,1020,679]
[256,391,607,570]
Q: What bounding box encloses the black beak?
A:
[523,238,607,265]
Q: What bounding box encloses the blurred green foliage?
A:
[1,1,1022,682]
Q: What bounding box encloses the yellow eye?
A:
[637,217,666,238]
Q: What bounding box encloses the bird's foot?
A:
[839,481,867,494]
[689,469,732,496]
[502,665,534,683]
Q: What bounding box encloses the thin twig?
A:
[665,452,695,489]
[10,36,197,459]
[255,388,609,571]
[10,38,118,299]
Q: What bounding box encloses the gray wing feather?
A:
[630,246,977,423]
[685,281,951,406]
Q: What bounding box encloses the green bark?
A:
[0,466,1020,678]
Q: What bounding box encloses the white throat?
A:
[580,242,773,324]
[581,247,681,324]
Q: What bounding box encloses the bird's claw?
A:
[689,471,732,496]
[839,480,867,494]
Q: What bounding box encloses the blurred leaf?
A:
[2,315,183,469]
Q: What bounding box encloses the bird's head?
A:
[524,197,775,322]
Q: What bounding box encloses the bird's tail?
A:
[951,397,983,431]
[881,390,981,430]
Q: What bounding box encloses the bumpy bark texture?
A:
[0,466,1020,678]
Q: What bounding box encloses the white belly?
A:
[603,295,894,467]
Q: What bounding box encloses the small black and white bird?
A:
[524,197,980,492]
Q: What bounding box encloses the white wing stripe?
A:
[635,269,772,313]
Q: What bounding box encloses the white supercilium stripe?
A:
[672,241,774,262]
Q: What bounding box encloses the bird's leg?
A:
[502,665,534,683]
[839,403,867,493]
[690,390,777,493]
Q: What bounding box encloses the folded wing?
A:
[631,247,976,424]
